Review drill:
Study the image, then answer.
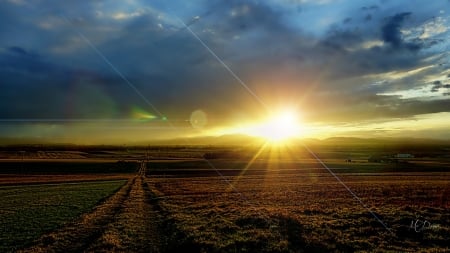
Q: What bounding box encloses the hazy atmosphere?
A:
[1,0,449,144]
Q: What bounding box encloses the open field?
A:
[143,145,449,252]
[0,156,138,252]
[0,180,126,252]
[0,174,132,186]
[0,160,136,185]
[147,173,449,252]
[0,161,138,174]
[19,164,166,253]
[0,143,448,252]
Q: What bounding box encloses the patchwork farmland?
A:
[0,144,449,252]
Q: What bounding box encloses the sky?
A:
[0,0,449,144]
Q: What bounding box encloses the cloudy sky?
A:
[0,0,449,144]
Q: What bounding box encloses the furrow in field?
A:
[20,162,163,252]
[85,174,162,252]
[19,177,135,252]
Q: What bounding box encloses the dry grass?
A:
[147,172,450,252]
[86,176,162,252]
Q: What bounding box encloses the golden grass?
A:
[147,172,450,252]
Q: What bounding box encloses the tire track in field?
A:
[86,162,162,252]
[20,162,163,253]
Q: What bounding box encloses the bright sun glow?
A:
[224,111,303,144]
[254,111,301,142]
[211,109,307,143]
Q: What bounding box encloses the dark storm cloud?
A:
[0,42,140,119]
[382,12,411,47]
[305,4,449,88]
[217,0,287,33]
[0,49,105,119]
[360,4,379,22]
[0,0,449,135]
[383,99,450,118]
[342,17,352,24]
[95,12,247,117]
[116,0,306,116]
[303,93,450,122]
[1,46,53,74]
[381,12,421,51]
[9,46,29,56]
[311,31,418,80]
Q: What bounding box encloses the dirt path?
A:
[20,162,163,253]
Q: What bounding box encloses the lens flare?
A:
[190,110,208,129]
[131,106,157,121]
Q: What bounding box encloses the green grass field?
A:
[0,180,126,252]
[0,161,137,174]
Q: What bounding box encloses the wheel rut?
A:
[20,162,163,253]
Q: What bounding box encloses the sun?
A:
[212,109,305,144]
[252,110,302,143]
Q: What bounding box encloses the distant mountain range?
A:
[1,135,449,147]
[142,135,450,147]
[319,136,450,146]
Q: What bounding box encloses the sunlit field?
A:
[145,145,449,252]
[147,173,449,252]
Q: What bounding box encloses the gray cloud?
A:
[430,81,450,93]
[361,5,379,11]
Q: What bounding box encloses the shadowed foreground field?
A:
[0,180,126,252]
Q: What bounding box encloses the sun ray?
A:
[226,142,269,192]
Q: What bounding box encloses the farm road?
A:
[20,162,163,253]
